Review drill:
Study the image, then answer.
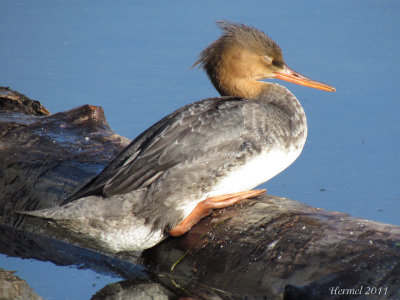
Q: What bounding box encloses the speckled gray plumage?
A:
[25,86,306,252]
[61,86,306,227]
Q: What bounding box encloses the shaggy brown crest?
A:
[194,21,284,67]
[193,21,287,98]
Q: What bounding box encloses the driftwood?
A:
[1,87,399,299]
[0,267,42,300]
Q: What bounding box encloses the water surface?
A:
[1,1,399,298]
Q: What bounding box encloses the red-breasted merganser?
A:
[24,21,335,252]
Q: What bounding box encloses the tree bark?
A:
[1,87,399,300]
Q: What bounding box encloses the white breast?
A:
[207,146,303,197]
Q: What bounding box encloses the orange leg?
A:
[169,189,266,236]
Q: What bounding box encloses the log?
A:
[1,88,399,300]
[0,267,42,300]
[0,86,50,116]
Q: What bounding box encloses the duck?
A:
[23,21,335,252]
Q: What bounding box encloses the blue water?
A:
[1,1,399,298]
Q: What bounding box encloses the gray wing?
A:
[63,96,253,203]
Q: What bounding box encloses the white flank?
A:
[181,147,303,218]
[210,147,302,195]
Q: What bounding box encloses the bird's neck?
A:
[258,82,306,121]
[215,77,268,99]
[214,76,306,131]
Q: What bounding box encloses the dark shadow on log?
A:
[0,224,208,299]
[1,89,400,299]
[0,224,147,279]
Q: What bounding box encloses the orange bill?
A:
[275,66,336,92]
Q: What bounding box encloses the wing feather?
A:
[63,96,247,203]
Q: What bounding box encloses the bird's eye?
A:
[272,59,285,68]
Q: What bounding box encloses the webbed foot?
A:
[169,189,266,236]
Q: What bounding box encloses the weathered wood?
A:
[1,90,399,299]
[0,86,50,116]
[0,88,130,225]
[0,267,42,300]
[145,198,400,299]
